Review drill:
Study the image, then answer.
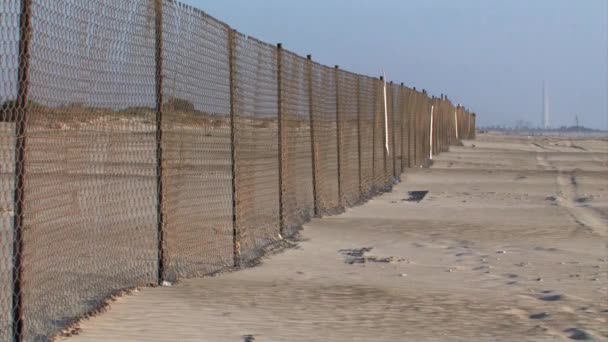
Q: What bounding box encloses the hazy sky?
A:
[182,0,607,129]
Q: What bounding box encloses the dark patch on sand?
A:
[540,294,563,302]
[529,312,549,320]
[405,191,429,203]
[564,328,590,340]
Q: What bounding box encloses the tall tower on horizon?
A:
[543,81,550,129]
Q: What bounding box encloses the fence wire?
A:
[22,0,159,339]
[310,63,341,215]
[280,50,314,236]
[0,1,19,340]
[337,70,360,207]
[161,1,234,280]
[402,87,413,169]
[357,76,376,200]
[393,85,403,176]
[385,83,395,181]
[233,33,281,264]
[408,90,418,167]
[372,79,387,191]
[0,0,477,340]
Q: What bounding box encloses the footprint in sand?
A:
[563,328,591,340]
[540,294,563,302]
[529,312,550,320]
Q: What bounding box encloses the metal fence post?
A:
[400,83,406,172]
[276,43,285,235]
[472,113,476,139]
[390,82,397,178]
[399,85,404,170]
[371,79,377,190]
[380,76,387,183]
[154,0,167,284]
[306,55,319,217]
[410,88,417,168]
[228,29,240,266]
[11,0,32,340]
[334,66,343,208]
[356,77,363,198]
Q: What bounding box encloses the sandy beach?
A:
[63,133,608,342]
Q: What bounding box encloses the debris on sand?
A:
[405,191,429,203]
[529,312,549,319]
[564,328,590,341]
[339,248,403,265]
[540,294,563,302]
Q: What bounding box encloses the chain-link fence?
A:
[0,0,478,340]
[279,50,314,237]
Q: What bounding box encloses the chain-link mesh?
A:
[457,106,465,142]
[280,49,314,236]
[161,2,233,280]
[0,126,14,342]
[358,76,376,200]
[435,98,440,156]
[372,79,386,191]
[413,91,422,166]
[22,0,158,339]
[410,90,419,167]
[310,63,341,215]
[233,33,280,263]
[393,85,403,176]
[0,0,478,340]
[419,95,426,164]
[401,87,413,171]
[422,95,431,163]
[0,1,20,339]
[385,83,395,181]
[471,114,477,139]
[416,92,424,166]
[337,70,360,207]
[438,98,446,153]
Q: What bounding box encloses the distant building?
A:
[543,81,550,129]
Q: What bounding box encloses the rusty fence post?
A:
[334,66,343,208]
[356,77,363,198]
[411,88,417,168]
[154,0,167,284]
[228,29,240,267]
[306,55,319,217]
[371,79,377,191]
[400,84,405,171]
[11,0,32,340]
[276,43,285,235]
[380,76,387,184]
[390,82,397,179]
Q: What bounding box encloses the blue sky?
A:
[181,0,607,129]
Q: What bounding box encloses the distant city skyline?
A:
[182,0,607,130]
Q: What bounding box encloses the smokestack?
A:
[543,81,550,129]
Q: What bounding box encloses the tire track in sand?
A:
[536,152,608,236]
